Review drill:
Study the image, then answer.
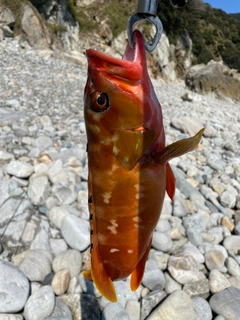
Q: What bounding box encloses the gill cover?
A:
[113,129,156,170]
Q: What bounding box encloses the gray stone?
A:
[210,287,240,320]
[1,25,13,38]
[30,226,51,251]
[27,173,50,206]
[155,219,171,233]
[0,150,14,163]
[0,260,30,313]
[52,249,82,277]
[52,269,70,296]
[1,7,15,27]
[209,269,231,293]
[48,160,68,184]
[142,260,165,291]
[61,214,90,251]
[102,302,130,320]
[0,315,23,320]
[79,293,101,319]
[183,213,206,233]
[125,299,140,320]
[24,286,55,320]
[207,154,225,171]
[148,250,169,270]
[186,228,203,246]
[171,116,203,136]
[77,190,89,220]
[12,249,52,282]
[192,297,212,320]
[152,231,173,252]
[160,197,173,219]
[228,276,240,290]
[213,316,226,320]
[52,182,77,205]
[44,297,72,320]
[171,166,204,200]
[182,243,204,264]
[220,190,237,208]
[164,272,182,294]
[226,257,240,277]
[183,278,210,299]
[49,238,68,256]
[204,227,224,244]
[48,206,68,229]
[32,136,53,153]
[205,250,225,271]
[198,243,228,260]
[168,253,201,284]
[223,236,240,254]
[140,290,166,320]
[6,160,33,178]
[147,290,199,320]
[173,192,189,217]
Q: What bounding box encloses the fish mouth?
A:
[86,30,146,81]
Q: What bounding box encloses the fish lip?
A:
[86,31,145,81]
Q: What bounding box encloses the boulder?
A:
[186,60,240,100]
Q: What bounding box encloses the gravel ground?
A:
[0,37,240,320]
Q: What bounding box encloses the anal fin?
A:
[166,162,176,200]
[84,169,117,302]
[84,241,117,302]
[83,270,92,281]
[130,239,152,291]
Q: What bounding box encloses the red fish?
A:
[83,30,203,302]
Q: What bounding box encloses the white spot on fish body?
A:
[112,134,119,142]
[133,217,142,223]
[127,250,133,254]
[98,233,108,245]
[112,164,118,171]
[134,184,146,192]
[102,192,112,204]
[135,193,144,199]
[92,114,101,121]
[107,219,118,235]
[113,145,120,155]
[110,248,119,253]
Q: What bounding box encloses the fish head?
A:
[84,30,164,170]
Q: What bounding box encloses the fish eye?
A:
[89,90,110,113]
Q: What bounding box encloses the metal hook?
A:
[127,0,163,52]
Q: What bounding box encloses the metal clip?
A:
[127,0,163,52]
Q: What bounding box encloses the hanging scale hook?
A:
[127,0,163,52]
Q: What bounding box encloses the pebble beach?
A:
[0,37,240,320]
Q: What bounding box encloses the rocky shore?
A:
[0,37,240,320]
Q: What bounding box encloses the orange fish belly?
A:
[92,161,166,281]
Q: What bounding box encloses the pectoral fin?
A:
[130,239,152,291]
[154,128,204,164]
